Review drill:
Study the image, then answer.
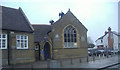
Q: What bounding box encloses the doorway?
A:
[44,42,51,60]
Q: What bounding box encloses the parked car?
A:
[93,50,105,56]
[104,50,112,56]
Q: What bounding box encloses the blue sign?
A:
[40,51,44,54]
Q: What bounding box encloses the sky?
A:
[0,0,119,44]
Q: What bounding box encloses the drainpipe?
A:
[7,31,10,65]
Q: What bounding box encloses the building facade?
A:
[33,9,88,61]
[0,6,35,65]
[95,27,119,51]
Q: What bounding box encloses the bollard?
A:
[87,56,89,62]
[70,58,73,65]
[107,54,109,58]
[93,56,95,61]
[47,59,50,68]
[103,54,104,57]
[60,59,63,67]
[99,54,100,58]
[80,58,82,63]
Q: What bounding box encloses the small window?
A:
[16,35,28,49]
[0,34,7,49]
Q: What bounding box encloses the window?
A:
[101,39,103,43]
[64,25,77,48]
[0,34,7,49]
[16,35,28,49]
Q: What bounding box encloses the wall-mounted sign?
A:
[44,37,47,42]
[81,36,85,42]
[55,34,59,38]
[74,43,77,45]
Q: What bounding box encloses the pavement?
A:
[61,54,119,69]
[2,54,120,69]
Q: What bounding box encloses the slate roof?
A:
[32,25,52,42]
[1,6,34,32]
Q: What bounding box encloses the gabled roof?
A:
[54,9,88,31]
[1,6,34,32]
[95,31,118,42]
[32,25,52,42]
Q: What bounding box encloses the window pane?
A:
[21,43,24,48]
[2,34,6,38]
[68,43,70,48]
[71,42,74,48]
[64,34,67,37]
[2,40,5,43]
[17,40,20,47]
[68,38,70,42]
[74,31,76,33]
[74,34,76,37]
[24,36,27,39]
[64,42,67,48]
[25,43,27,47]
[68,34,70,37]
[64,38,67,42]
[21,36,23,39]
[16,35,20,39]
[2,44,5,47]
[74,38,77,42]
[21,40,23,42]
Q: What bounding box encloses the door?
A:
[44,42,50,60]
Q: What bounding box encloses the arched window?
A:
[64,25,77,48]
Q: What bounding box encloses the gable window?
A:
[64,25,77,48]
[16,35,28,49]
[0,34,7,49]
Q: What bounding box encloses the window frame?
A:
[16,35,28,49]
[64,25,78,48]
[0,34,7,49]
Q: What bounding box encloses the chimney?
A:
[108,27,113,50]
[59,12,64,18]
[108,27,111,32]
[49,20,54,25]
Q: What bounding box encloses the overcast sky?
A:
[0,0,119,44]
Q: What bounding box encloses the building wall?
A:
[96,39,103,46]
[113,34,118,51]
[96,33,119,51]
[103,34,108,48]
[2,30,35,65]
[52,12,88,59]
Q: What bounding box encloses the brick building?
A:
[33,9,88,61]
[0,6,35,65]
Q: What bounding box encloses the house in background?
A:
[95,27,119,51]
[33,9,88,61]
[0,6,35,65]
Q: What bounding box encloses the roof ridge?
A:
[32,24,53,26]
[2,5,18,10]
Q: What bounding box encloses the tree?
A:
[87,36,95,48]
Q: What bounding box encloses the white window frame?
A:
[16,35,28,49]
[0,34,7,49]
